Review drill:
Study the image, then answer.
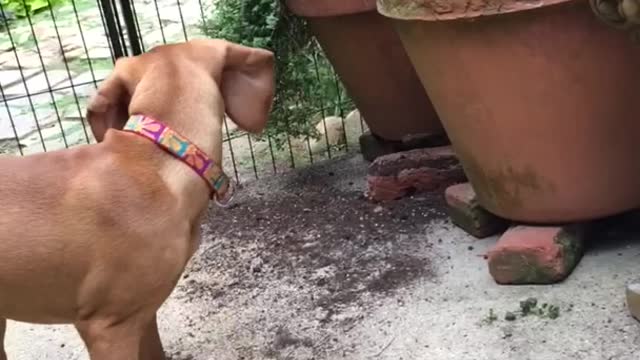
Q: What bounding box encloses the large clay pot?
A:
[285,0,444,141]
[378,0,640,223]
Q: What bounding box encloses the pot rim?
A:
[285,0,377,17]
[376,0,573,21]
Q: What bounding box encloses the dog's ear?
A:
[86,63,131,142]
[218,41,275,134]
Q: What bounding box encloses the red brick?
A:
[445,183,508,238]
[488,225,587,285]
[366,146,467,202]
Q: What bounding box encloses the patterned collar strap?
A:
[122,114,234,207]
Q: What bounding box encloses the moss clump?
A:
[554,225,586,274]
[482,298,563,325]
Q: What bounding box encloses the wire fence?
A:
[0,0,367,183]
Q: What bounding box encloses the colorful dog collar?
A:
[122,114,234,207]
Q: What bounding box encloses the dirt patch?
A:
[172,160,448,358]
[192,184,442,310]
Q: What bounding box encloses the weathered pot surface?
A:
[285,0,377,17]
[382,0,640,222]
[377,0,571,21]
[286,1,445,141]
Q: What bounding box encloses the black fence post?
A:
[119,0,142,55]
[98,0,142,59]
[99,0,124,59]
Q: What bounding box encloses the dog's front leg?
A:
[139,315,166,360]
[75,315,149,360]
[0,318,6,360]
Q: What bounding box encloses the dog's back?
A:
[0,137,188,324]
[0,38,275,359]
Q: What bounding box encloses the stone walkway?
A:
[0,0,362,183]
[0,0,213,155]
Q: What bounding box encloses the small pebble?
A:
[315,307,329,321]
[626,283,640,321]
[250,257,264,273]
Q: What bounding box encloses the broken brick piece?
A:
[626,283,640,322]
[488,224,587,285]
[366,146,467,202]
[445,182,509,238]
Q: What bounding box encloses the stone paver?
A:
[0,49,50,70]
[0,0,212,154]
[3,70,74,97]
[0,69,41,93]
[15,119,92,155]
[0,110,58,141]
[65,45,112,61]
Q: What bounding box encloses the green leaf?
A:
[199,0,354,145]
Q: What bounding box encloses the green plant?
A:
[201,0,353,148]
[481,308,498,325]
[1,0,65,18]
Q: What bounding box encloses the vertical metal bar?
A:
[152,0,167,44]
[109,0,129,57]
[0,3,46,152]
[311,51,331,159]
[0,10,18,156]
[0,89,24,156]
[296,99,314,164]
[129,0,146,52]
[333,70,348,151]
[20,0,69,149]
[94,0,117,62]
[222,116,239,183]
[197,0,206,25]
[175,0,189,41]
[99,0,124,58]
[118,0,142,55]
[75,0,103,89]
[284,112,296,169]
[246,134,258,179]
[47,0,90,145]
[267,136,277,174]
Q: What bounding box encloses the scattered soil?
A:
[171,157,448,358]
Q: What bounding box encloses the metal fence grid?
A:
[0,0,367,183]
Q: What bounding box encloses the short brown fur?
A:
[0,39,275,360]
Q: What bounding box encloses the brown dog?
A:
[0,39,275,359]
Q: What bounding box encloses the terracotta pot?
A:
[378,0,640,223]
[285,0,444,141]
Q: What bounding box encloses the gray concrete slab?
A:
[4,154,640,359]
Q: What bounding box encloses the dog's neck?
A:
[121,71,225,217]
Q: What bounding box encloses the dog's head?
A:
[86,39,275,142]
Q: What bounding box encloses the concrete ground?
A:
[4,153,640,360]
